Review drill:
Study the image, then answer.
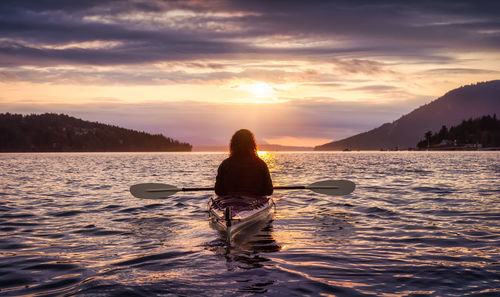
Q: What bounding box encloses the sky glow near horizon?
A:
[1,0,500,146]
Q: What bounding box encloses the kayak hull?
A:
[208,195,274,239]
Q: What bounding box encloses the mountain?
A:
[315,80,500,151]
[0,113,192,152]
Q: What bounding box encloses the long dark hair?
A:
[230,129,258,157]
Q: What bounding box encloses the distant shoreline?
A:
[193,144,314,152]
[1,149,498,154]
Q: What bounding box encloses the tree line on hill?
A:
[0,113,192,152]
[417,114,500,149]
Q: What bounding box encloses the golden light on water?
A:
[257,150,272,164]
[257,150,268,157]
[257,150,278,173]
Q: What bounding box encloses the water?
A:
[0,151,499,296]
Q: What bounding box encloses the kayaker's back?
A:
[215,155,273,196]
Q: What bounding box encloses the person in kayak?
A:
[215,129,273,197]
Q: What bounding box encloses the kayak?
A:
[208,195,275,240]
[208,194,275,240]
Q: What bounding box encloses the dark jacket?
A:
[215,155,273,196]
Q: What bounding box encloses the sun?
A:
[239,82,276,98]
[250,82,275,98]
[233,81,288,103]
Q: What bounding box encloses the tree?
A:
[424,131,432,148]
[438,125,448,140]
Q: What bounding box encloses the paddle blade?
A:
[306,180,355,196]
[130,183,180,199]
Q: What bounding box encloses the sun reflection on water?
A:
[257,150,267,157]
[257,150,278,172]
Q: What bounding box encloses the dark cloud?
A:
[227,0,500,49]
[0,0,499,68]
[0,38,239,67]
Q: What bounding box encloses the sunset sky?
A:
[1,0,499,147]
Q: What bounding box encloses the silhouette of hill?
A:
[315,80,500,150]
[0,113,192,152]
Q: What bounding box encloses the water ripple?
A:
[0,151,499,296]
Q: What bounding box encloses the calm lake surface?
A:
[0,151,499,296]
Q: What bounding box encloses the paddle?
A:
[130,180,355,199]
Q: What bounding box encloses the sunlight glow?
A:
[238,82,276,98]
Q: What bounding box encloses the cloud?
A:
[418,68,500,75]
[0,59,363,86]
[345,85,399,92]
[341,84,421,100]
[1,0,499,68]
[333,59,390,75]
[0,63,322,86]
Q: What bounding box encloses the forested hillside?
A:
[0,113,192,152]
[315,80,500,150]
[417,115,500,149]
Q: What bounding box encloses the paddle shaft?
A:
[147,185,338,192]
[275,186,339,190]
[180,187,213,191]
[274,186,306,190]
[147,187,213,192]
